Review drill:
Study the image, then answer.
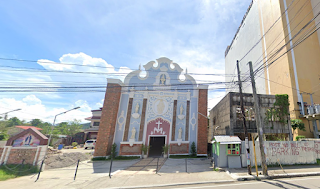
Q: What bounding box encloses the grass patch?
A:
[92,156,140,161]
[0,164,38,181]
[317,159,320,165]
[169,155,204,159]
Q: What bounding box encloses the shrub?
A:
[162,144,169,154]
[190,142,197,157]
[291,119,306,131]
[295,135,305,141]
[72,142,78,147]
[0,132,9,141]
[141,144,150,154]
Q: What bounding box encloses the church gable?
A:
[95,57,208,158]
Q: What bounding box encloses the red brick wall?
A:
[119,144,142,156]
[94,83,122,157]
[170,143,189,154]
[197,89,208,155]
[6,148,37,164]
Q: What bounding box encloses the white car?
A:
[84,139,96,149]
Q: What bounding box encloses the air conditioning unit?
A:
[315,104,320,114]
[307,106,314,115]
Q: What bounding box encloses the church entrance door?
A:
[149,136,165,157]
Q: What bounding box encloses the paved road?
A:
[150,176,320,189]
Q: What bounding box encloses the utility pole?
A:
[309,93,319,138]
[248,61,268,176]
[236,60,251,175]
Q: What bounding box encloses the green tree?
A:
[291,119,306,131]
[66,120,82,137]
[6,117,22,127]
[38,122,52,135]
[30,119,43,126]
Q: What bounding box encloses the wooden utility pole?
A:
[248,61,268,176]
[236,60,251,175]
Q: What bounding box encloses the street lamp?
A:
[47,106,80,147]
[0,108,22,120]
[36,106,80,182]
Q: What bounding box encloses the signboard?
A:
[12,134,40,147]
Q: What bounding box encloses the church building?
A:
[94,57,208,157]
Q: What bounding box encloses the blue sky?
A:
[0,0,251,123]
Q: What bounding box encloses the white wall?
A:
[241,140,320,167]
[225,1,266,94]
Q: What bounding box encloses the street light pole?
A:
[47,106,80,147]
[36,106,80,182]
[0,108,22,120]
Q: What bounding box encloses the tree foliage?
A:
[291,119,306,131]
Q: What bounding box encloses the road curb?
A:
[226,170,320,181]
[107,180,236,189]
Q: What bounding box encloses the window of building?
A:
[93,122,100,126]
[226,144,240,155]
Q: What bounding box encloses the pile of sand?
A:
[45,152,91,169]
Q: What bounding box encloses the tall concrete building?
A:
[225,0,320,139]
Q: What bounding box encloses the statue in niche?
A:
[178,127,182,140]
[178,104,185,120]
[130,127,136,140]
[160,74,166,85]
[132,102,140,119]
[135,103,139,113]
[180,105,184,115]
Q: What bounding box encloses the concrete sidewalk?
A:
[1,158,320,189]
[226,164,320,181]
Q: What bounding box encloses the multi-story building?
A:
[225,0,320,139]
[84,107,102,140]
[209,92,292,141]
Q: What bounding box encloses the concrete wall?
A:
[241,141,320,167]
[209,93,231,138]
[0,145,47,166]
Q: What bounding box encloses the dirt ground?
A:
[45,148,92,170]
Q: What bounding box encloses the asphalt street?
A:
[149,176,320,189]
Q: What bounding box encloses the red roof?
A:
[16,126,43,130]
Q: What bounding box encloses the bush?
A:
[72,142,78,147]
[141,144,150,154]
[295,135,305,141]
[162,144,169,154]
[190,142,196,157]
[291,119,306,131]
[0,132,9,141]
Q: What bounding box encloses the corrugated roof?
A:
[212,135,241,144]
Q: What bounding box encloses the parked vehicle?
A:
[84,139,96,149]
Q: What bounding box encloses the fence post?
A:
[185,158,187,173]
[74,159,80,180]
[156,157,159,174]
[109,153,113,178]
[35,159,44,182]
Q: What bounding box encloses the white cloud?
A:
[22,95,42,105]
[0,95,92,123]
[38,52,132,82]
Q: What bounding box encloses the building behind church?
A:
[94,57,208,158]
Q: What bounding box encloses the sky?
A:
[0,0,252,124]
